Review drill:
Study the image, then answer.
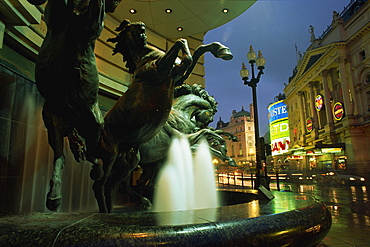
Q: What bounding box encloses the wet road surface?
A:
[275,182,370,246]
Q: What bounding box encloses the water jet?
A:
[153,137,219,212]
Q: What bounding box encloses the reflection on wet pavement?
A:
[273,182,370,246]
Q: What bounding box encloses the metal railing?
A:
[216,171,290,190]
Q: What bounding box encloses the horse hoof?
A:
[90,164,104,180]
[139,197,152,210]
[217,48,233,60]
[46,198,61,211]
[227,160,238,167]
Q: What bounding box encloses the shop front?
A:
[291,144,346,171]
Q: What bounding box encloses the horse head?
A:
[107,19,148,73]
[173,84,218,130]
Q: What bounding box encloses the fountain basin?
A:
[0,190,331,246]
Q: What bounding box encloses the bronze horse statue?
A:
[27,0,121,211]
[92,19,233,213]
[135,84,238,198]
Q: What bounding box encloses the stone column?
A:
[347,58,359,116]
[321,70,334,130]
[297,91,306,143]
[337,55,354,116]
[308,81,319,138]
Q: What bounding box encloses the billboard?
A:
[268,100,290,156]
[268,100,288,125]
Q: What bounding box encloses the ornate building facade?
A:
[216,105,256,170]
[284,0,370,180]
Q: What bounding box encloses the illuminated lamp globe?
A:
[240,63,249,79]
[247,45,257,63]
[256,50,266,68]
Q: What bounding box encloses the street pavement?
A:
[271,182,370,247]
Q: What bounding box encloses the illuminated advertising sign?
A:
[271,137,290,156]
[315,94,324,111]
[322,148,343,154]
[268,100,288,124]
[333,102,344,121]
[306,118,313,132]
[270,119,289,140]
[268,101,290,156]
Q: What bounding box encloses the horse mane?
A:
[107,19,144,73]
[174,84,218,114]
[165,84,218,134]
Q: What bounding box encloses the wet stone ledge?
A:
[0,191,331,247]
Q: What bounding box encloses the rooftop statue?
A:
[92,19,233,213]
[27,0,122,211]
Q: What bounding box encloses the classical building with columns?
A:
[284,0,370,179]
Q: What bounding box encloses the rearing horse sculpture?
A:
[136,84,239,198]
[27,0,121,211]
[92,19,233,213]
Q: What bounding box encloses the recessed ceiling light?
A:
[129,8,137,14]
[177,27,183,32]
[165,8,172,14]
[222,8,229,13]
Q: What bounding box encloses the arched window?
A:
[365,74,370,84]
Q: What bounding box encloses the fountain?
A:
[0,39,332,247]
[153,137,219,213]
[0,1,331,245]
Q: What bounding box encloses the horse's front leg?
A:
[103,153,126,213]
[46,156,64,211]
[175,42,233,85]
[157,39,193,80]
[92,179,107,213]
[92,152,118,213]
[202,42,233,60]
[137,160,162,199]
[42,108,67,211]
[115,150,152,210]
[205,146,238,167]
[214,130,239,142]
[187,128,214,146]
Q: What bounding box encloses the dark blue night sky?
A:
[204,0,350,135]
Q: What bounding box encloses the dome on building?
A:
[233,106,250,118]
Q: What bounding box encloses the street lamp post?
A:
[240,45,266,189]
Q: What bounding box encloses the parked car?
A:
[268,170,313,182]
[267,171,289,181]
[314,170,366,185]
[286,170,314,182]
